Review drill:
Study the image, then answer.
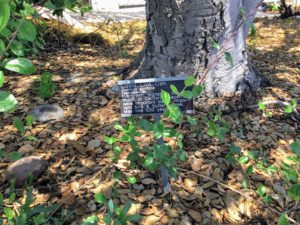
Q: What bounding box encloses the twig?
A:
[177,167,297,224]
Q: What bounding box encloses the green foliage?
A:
[87,193,141,225]
[258,101,272,117]
[2,58,35,75]
[0,91,18,112]
[0,184,69,225]
[284,99,297,113]
[278,214,290,225]
[224,52,233,67]
[13,117,26,135]
[39,72,54,100]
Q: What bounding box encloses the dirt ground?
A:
[0,17,299,224]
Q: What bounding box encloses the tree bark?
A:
[136,0,265,96]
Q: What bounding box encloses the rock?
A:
[188,210,202,222]
[18,144,35,155]
[0,143,5,149]
[5,156,48,186]
[141,178,156,185]
[87,139,101,150]
[29,104,64,122]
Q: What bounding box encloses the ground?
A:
[0,17,299,224]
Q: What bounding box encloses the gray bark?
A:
[137,0,264,96]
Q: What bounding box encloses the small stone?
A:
[29,104,64,122]
[188,210,202,222]
[141,178,156,185]
[0,143,5,149]
[87,139,101,150]
[18,144,35,155]
[5,156,48,186]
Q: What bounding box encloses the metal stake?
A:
[153,114,171,193]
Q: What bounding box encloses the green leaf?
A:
[224,52,234,67]
[238,156,249,164]
[113,171,122,180]
[120,134,130,142]
[9,192,16,203]
[267,165,278,174]
[284,105,293,113]
[278,214,291,225]
[114,124,123,131]
[257,184,266,197]
[287,184,300,201]
[19,20,37,42]
[126,176,137,184]
[139,119,153,131]
[3,58,35,75]
[161,90,171,105]
[245,165,254,176]
[240,8,246,20]
[291,99,297,108]
[258,101,266,111]
[242,179,248,189]
[113,146,122,155]
[13,117,25,135]
[179,150,188,161]
[82,215,99,225]
[0,0,10,33]
[290,142,300,155]
[0,193,3,205]
[187,115,198,125]
[33,214,45,225]
[170,85,178,95]
[0,91,18,112]
[181,90,193,100]
[0,39,5,52]
[10,151,21,161]
[25,115,35,127]
[103,136,117,145]
[184,76,195,87]
[192,85,204,97]
[121,201,132,216]
[0,150,4,157]
[4,207,14,220]
[10,41,24,57]
[0,71,4,88]
[166,104,182,124]
[229,145,241,154]
[211,39,221,50]
[94,193,106,204]
[248,21,256,37]
[108,199,114,213]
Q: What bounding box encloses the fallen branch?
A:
[177,167,297,224]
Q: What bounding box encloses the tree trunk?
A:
[136,0,264,96]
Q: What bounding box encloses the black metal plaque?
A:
[118,77,194,117]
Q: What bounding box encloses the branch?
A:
[197,0,264,85]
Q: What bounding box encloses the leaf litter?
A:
[0,17,299,224]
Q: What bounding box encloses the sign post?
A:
[118,77,194,193]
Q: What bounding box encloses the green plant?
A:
[258,101,272,117]
[104,76,205,179]
[283,99,297,113]
[82,193,141,225]
[225,142,300,223]
[13,116,37,141]
[39,72,54,100]
[0,182,70,225]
